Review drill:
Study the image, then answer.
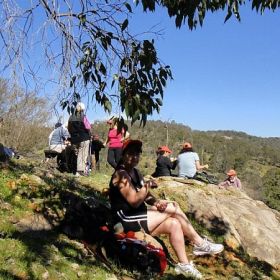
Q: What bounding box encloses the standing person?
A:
[104,117,130,169]
[177,142,209,179]
[219,169,242,188]
[68,102,91,176]
[90,134,104,171]
[152,145,177,177]
[109,140,224,279]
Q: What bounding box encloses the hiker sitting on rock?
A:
[48,122,70,153]
[177,142,209,179]
[109,139,224,279]
[152,145,177,177]
[219,169,242,189]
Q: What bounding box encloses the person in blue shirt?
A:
[177,142,209,178]
[48,122,70,153]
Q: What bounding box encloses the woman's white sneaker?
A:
[193,238,224,256]
[175,261,203,279]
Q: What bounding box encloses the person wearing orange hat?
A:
[218,169,242,188]
[177,142,209,179]
[152,145,177,177]
[109,139,224,279]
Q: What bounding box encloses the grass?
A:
[0,158,279,280]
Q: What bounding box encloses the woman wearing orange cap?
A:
[109,139,224,279]
[177,142,209,179]
[152,145,177,177]
[218,169,242,188]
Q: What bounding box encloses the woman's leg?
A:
[107,148,117,168]
[115,148,123,166]
[77,140,90,172]
[147,209,188,263]
[148,203,203,246]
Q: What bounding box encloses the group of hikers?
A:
[48,103,242,189]
[48,102,104,176]
[152,142,242,188]
[48,102,131,176]
[46,103,243,279]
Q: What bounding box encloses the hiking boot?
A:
[175,262,202,279]
[193,238,224,256]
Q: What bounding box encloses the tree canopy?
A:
[0,0,279,124]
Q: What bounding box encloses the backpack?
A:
[83,116,91,130]
[194,171,219,184]
[60,192,167,276]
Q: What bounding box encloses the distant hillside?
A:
[94,120,280,211]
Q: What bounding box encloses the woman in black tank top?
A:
[109,140,224,279]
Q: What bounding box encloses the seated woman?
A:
[152,145,177,177]
[219,169,242,188]
[177,142,209,178]
[109,139,224,279]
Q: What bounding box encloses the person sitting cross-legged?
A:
[109,139,224,279]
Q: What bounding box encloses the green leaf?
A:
[125,3,132,13]
[104,100,112,113]
[124,100,130,117]
[121,19,129,31]
[78,13,86,25]
[156,98,163,106]
[95,90,101,102]
[111,79,116,89]
[99,63,107,75]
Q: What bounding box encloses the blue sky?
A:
[1,3,279,137]
[86,4,280,138]
[118,5,280,138]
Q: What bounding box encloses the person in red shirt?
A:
[104,117,130,169]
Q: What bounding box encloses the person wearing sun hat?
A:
[218,169,242,188]
[177,142,209,179]
[109,139,224,279]
[152,145,177,177]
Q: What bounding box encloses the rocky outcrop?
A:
[153,177,280,270]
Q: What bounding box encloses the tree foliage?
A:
[1,0,279,124]
[262,168,280,211]
[0,79,50,151]
[0,0,172,125]
[136,0,280,29]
